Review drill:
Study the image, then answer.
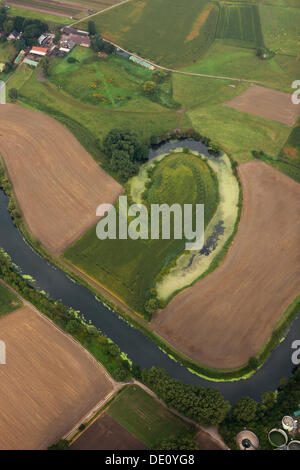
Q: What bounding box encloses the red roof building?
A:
[30,46,48,56]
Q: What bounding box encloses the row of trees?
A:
[141,367,231,426]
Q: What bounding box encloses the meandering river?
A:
[0,140,299,403]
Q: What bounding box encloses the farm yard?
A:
[0,104,123,255]
[76,0,219,68]
[0,292,115,450]
[64,151,219,316]
[152,161,300,370]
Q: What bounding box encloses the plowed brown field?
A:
[223,85,300,126]
[152,161,300,369]
[0,305,114,450]
[0,104,122,255]
[70,413,147,450]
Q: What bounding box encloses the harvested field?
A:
[223,85,300,126]
[152,161,300,369]
[0,304,115,450]
[0,104,123,255]
[70,413,147,450]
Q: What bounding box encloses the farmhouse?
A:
[7,30,19,41]
[59,38,76,54]
[60,27,90,48]
[30,46,48,57]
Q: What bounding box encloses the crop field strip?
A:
[216,2,264,48]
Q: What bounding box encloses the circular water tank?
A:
[288,440,300,450]
[282,416,294,432]
[236,430,259,450]
[268,429,288,447]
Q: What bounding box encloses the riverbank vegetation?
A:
[64,149,219,317]
[0,249,131,381]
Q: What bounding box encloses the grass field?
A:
[188,104,290,163]
[183,41,299,92]
[216,3,264,48]
[260,5,300,55]
[0,42,17,63]
[77,0,219,68]
[0,283,21,317]
[64,151,218,315]
[107,385,195,448]
[172,75,291,163]
[7,5,74,24]
[50,46,177,109]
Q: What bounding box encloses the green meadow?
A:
[107,385,195,448]
[64,152,218,315]
[77,0,219,68]
[0,283,22,317]
[50,46,178,109]
[260,5,300,55]
[183,41,298,93]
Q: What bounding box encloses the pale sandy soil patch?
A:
[185,3,214,42]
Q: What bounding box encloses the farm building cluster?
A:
[7,27,91,68]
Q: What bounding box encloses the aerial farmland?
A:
[0,0,299,454]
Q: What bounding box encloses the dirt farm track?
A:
[0,304,114,450]
[0,104,122,255]
[153,161,300,370]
